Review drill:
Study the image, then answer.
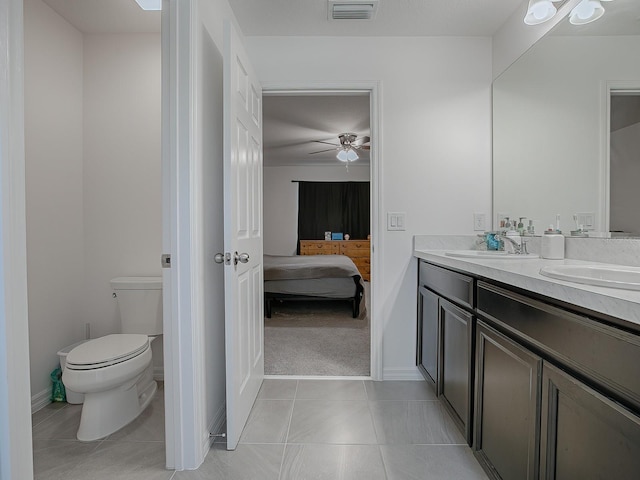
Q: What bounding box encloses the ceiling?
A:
[263,94,370,167]
[552,0,640,36]
[42,0,160,34]
[228,0,525,37]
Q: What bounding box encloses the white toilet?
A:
[62,276,162,442]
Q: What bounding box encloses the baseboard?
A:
[31,387,51,414]
[382,366,424,381]
[153,366,164,381]
[203,402,226,453]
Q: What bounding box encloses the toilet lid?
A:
[65,334,149,370]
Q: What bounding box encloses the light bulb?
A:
[569,0,605,25]
[524,0,557,25]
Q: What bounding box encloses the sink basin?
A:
[539,265,640,290]
[445,250,539,259]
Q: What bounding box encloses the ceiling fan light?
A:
[347,149,359,161]
[337,150,349,162]
[569,0,605,25]
[524,0,559,25]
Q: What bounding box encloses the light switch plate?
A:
[473,213,487,231]
[387,212,406,231]
[576,212,595,230]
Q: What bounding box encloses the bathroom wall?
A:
[263,165,370,255]
[24,0,162,404]
[248,36,493,378]
[81,32,162,370]
[24,0,85,403]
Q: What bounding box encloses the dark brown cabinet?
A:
[416,260,640,480]
[540,363,640,480]
[474,321,541,480]
[439,298,473,443]
[417,286,438,384]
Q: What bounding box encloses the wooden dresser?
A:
[299,240,371,281]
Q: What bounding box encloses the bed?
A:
[264,254,366,319]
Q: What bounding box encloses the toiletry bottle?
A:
[527,220,535,235]
[517,217,526,235]
[541,225,564,259]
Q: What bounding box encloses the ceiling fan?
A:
[309,133,370,162]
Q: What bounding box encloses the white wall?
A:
[247,36,493,377]
[24,0,162,403]
[264,165,370,255]
[82,32,162,368]
[24,0,84,400]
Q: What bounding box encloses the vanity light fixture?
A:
[134,0,161,11]
[524,0,564,25]
[524,0,614,26]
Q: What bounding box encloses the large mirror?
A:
[493,0,640,237]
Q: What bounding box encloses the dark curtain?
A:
[297,181,370,248]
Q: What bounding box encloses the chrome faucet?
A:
[496,234,529,255]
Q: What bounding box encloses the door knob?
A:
[234,252,250,264]
[214,253,225,264]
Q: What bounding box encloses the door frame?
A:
[0,0,34,478]
[599,80,640,235]
[261,82,382,380]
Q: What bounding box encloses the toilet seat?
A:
[66,334,149,370]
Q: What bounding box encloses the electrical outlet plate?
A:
[473,213,487,231]
[576,212,595,230]
[387,212,406,231]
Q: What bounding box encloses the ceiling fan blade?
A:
[353,135,370,146]
[312,140,340,147]
[308,147,338,155]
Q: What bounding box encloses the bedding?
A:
[264,254,366,319]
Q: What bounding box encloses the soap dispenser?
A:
[541,224,564,259]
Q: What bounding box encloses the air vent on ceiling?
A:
[328,0,379,21]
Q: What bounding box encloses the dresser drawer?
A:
[300,241,337,255]
[340,241,370,256]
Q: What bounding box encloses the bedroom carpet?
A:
[264,284,370,376]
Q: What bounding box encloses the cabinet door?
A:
[417,286,439,384]
[474,321,541,480]
[439,298,474,444]
[540,363,640,480]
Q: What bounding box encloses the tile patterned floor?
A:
[32,379,489,480]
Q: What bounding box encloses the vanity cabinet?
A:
[540,363,640,480]
[474,321,541,480]
[439,298,474,442]
[417,286,438,383]
[476,281,640,480]
[416,259,640,480]
[417,261,475,444]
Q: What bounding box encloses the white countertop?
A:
[414,249,640,328]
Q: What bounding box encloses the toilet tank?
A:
[111,277,163,335]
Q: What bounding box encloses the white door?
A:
[223,20,264,451]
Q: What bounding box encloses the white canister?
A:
[541,231,565,259]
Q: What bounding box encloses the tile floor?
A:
[32,379,489,480]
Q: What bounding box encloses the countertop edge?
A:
[414,249,640,328]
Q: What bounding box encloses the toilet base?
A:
[76,364,157,442]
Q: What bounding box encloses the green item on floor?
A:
[50,367,66,402]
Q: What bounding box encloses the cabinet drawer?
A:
[419,262,474,309]
[300,241,335,254]
[477,282,640,410]
[340,242,370,256]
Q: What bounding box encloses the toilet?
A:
[62,276,162,442]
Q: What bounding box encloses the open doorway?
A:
[609,91,640,236]
[262,92,372,376]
